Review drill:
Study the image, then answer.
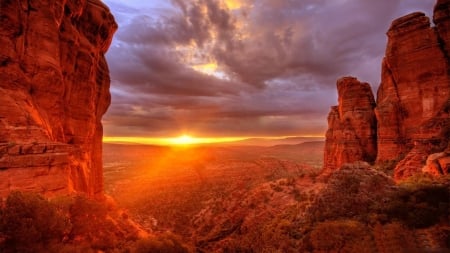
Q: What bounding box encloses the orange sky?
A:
[102,135,325,146]
[103,135,246,145]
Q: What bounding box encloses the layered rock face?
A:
[324,0,450,180]
[0,0,117,196]
[377,8,450,179]
[323,77,377,174]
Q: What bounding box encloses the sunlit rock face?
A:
[377,3,450,180]
[422,144,450,176]
[323,77,377,174]
[0,0,117,197]
[324,0,450,180]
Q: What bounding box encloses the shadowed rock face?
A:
[324,0,450,180]
[0,0,117,196]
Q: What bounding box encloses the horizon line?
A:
[102,135,325,146]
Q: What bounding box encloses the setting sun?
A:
[169,135,196,145]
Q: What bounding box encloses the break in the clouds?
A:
[102,0,435,138]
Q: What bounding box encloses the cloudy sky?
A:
[102,0,435,139]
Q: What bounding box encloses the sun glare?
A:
[103,136,248,146]
[170,135,196,145]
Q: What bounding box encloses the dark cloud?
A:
[215,0,403,88]
[103,0,436,138]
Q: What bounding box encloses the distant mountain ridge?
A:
[214,136,324,147]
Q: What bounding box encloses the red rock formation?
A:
[434,0,450,54]
[323,0,450,180]
[422,142,450,176]
[323,77,377,173]
[376,4,450,180]
[376,10,450,162]
[0,0,117,197]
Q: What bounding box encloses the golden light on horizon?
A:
[103,135,325,146]
[169,134,196,145]
[102,136,248,146]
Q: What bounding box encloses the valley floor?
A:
[103,143,450,252]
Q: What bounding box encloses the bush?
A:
[309,220,373,252]
[0,192,143,252]
[308,166,395,223]
[372,222,418,252]
[0,191,70,253]
[132,232,189,253]
[383,182,449,228]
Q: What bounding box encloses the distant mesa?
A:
[323,0,450,180]
[0,0,117,197]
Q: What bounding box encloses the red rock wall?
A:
[323,77,377,173]
[376,11,450,161]
[435,0,450,54]
[377,4,450,180]
[0,0,117,197]
[324,0,450,180]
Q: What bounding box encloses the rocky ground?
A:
[103,143,450,252]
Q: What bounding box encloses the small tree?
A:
[0,191,69,252]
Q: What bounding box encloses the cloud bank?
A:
[103,0,435,137]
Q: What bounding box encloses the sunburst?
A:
[169,135,196,145]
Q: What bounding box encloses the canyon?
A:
[0,0,449,252]
[324,0,450,180]
[0,0,117,196]
[0,0,447,197]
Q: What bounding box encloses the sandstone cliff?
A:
[0,0,117,196]
[324,0,450,180]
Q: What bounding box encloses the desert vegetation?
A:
[102,144,450,252]
[0,191,189,253]
[1,143,448,252]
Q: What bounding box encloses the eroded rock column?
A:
[323,77,377,174]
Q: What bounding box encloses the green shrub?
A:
[372,222,418,252]
[309,220,374,252]
[0,191,70,253]
[308,166,395,223]
[383,182,449,228]
[132,232,189,253]
[0,192,144,252]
